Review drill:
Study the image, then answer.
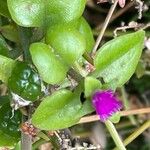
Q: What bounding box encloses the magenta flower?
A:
[92,90,122,122]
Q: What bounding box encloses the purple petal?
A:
[92,90,122,122]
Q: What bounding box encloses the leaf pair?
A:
[32,30,145,130]
[30,16,95,84]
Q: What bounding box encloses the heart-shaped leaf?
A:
[93,30,145,88]
[30,43,67,84]
[32,89,82,130]
[46,25,86,65]
[7,0,86,27]
[0,55,15,83]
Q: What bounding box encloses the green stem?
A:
[145,71,150,76]
[45,131,60,150]
[37,131,50,141]
[124,120,150,145]
[21,115,32,150]
[121,87,137,125]
[82,52,93,65]
[18,27,32,150]
[32,139,48,150]
[49,135,60,150]
[18,27,32,62]
[68,68,83,82]
[105,120,126,150]
[33,131,60,150]
[73,61,88,77]
[113,120,150,150]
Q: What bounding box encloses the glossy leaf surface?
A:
[0,102,21,148]
[8,62,42,101]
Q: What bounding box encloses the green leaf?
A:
[14,141,21,150]
[0,103,21,148]
[0,55,15,83]
[0,25,19,43]
[0,35,9,57]
[0,0,10,18]
[84,76,102,98]
[73,81,94,117]
[46,25,86,65]
[0,130,19,149]
[94,30,145,88]
[7,0,86,27]
[30,42,67,84]
[77,17,95,52]
[32,83,95,130]
[0,96,10,106]
[109,112,121,124]
[78,99,94,116]
[32,89,82,130]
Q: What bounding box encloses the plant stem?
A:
[68,68,83,82]
[105,120,126,150]
[18,26,32,150]
[37,131,50,141]
[21,114,32,150]
[33,131,61,150]
[73,61,88,77]
[121,87,137,125]
[145,71,150,76]
[113,120,150,150]
[32,139,47,150]
[78,107,150,124]
[96,1,134,30]
[83,52,93,65]
[92,0,118,55]
[18,27,32,62]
